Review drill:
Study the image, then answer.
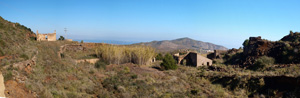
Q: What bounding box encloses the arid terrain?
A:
[1,15,300,98]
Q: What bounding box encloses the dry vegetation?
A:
[95,45,156,65]
[1,16,300,98]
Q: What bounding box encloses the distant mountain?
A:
[74,39,137,45]
[134,37,228,52]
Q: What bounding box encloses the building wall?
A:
[185,52,198,67]
[196,54,212,66]
[47,33,56,41]
[36,30,56,41]
[37,34,47,41]
[180,52,213,67]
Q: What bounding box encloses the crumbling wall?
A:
[46,33,56,41]
[36,30,56,41]
[36,34,47,41]
[213,50,227,59]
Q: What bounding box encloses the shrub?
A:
[155,53,163,60]
[4,71,13,81]
[243,39,249,47]
[95,60,108,69]
[131,74,138,79]
[160,53,177,70]
[250,56,275,71]
[58,36,65,40]
[20,53,29,60]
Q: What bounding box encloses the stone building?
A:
[174,52,212,67]
[36,30,56,41]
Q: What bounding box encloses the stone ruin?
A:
[36,30,56,41]
[174,52,212,67]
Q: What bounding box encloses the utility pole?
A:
[64,28,67,38]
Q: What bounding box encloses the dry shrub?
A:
[96,45,156,65]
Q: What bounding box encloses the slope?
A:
[135,37,227,52]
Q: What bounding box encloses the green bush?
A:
[58,36,65,40]
[95,60,108,69]
[160,53,177,70]
[250,56,275,71]
[20,53,29,60]
[243,39,249,47]
[155,53,163,60]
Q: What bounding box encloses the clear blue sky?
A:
[1,0,300,48]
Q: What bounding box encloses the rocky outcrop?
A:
[242,31,300,65]
[280,31,300,42]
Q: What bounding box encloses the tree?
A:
[58,36,65,40]
[80,40,84,43]
[156,53,163,60]
[160,53,178,70]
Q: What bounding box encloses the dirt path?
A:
[0,72,5,97]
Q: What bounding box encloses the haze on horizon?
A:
[1,0,300,48]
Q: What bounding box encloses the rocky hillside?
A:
[222,31,300,66]
[0,16,36,57]
[134,37,227,52]
[244,31,300,65]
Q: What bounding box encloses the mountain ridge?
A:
[134,37,228,52]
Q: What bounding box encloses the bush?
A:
[156,53,163,60]
[95,60,108,69]
[4,71,13,81]
[58,36,65,40]
[243,39,249,47]
[20,53,29,60]
[250,56,275,71]
[160,53,177,70]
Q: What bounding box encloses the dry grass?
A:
[96,45,156,65]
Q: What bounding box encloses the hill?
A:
[0,16,36,57]
[1,16,300,97]
[134,37,228,52]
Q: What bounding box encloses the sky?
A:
[0,0,300,48]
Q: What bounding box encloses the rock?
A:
[0,72,5,97]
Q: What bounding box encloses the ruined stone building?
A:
[174,52,212,67]
[36,30,56,41]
